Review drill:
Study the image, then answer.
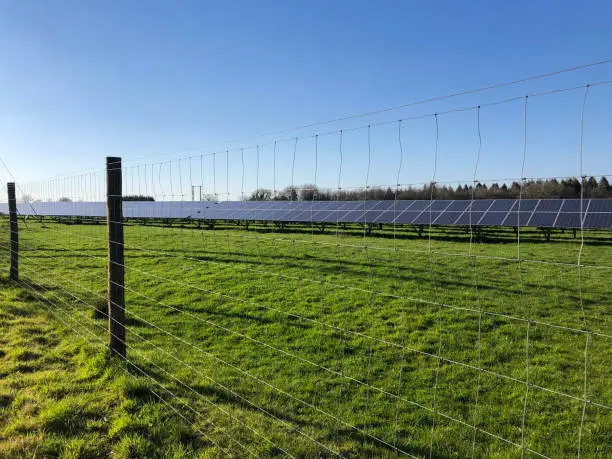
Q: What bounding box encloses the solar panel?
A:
[535,199,563,212]
[362,211,383,223]
[445,200,471,211]
[372,211,397,224]
[429,200,453,211]
[291,211,316,223]
[478,211,508,226]
[394,211,420,224]
[489,200,516,211]
[585,199,609,212]
[408,201,430,211]
[434,211,462,225]
[513,199,539,211]
[503,212,533,227]
[455,211,485,226]
[554,213,582,228]
[336,210,364,223]
[372,201,397,211]
[470,200,495,211]
[560,199,582,212]
[3,199,611,230]
[296,201,313,210]
[527,212,558,227]
[337,201,362,211]
[395,200,417,210]
[412,211,443,225]
[310,210,336,222]
[315,201,340,210]
[583,212,612,229]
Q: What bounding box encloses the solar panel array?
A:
[2,199,611,229]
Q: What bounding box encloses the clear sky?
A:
[1,0,611,201]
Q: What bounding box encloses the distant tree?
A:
[19,194,33,204]
[123,195,155,201]
[275,186,298,201]
[58,197,72,202]
[260,175,611,201]
[383,187,395,200]
[249,189,272,201]
[298,184,318,201]
[201,193,218,202]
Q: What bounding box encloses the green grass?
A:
[0,218,610,457]
[0,278,218,458]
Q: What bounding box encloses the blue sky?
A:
[1,0,611,201]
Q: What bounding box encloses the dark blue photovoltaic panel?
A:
[446,200,471,211]
[583,212,612,229]
[554,213,582,228]
[470,200,495,211]
[267,209,292,220]
[290,201,306,208]
[279,202,301,211]
[253,210,278,220]
[231,210,252,220]
[560,199,582,212]
[363,211,385,223]
[309,210,334,222]
[503,212,533,226]
[286,211,306,222]
[408,201,430,211]
[528,212,557,227]
[319,211,342,223]
[479,212,508,226]
[585,199,610,212]
[373,211,398,223]
[315,201,338,210]
[265,201,287,209]
[434,211,462,225]
[372,201,396,211]
[394,211,420,224]
[4,199,611,229]
[394,200,416,210]
[489,200,516,211]
[337,211,365,223]
[412,211,442,225]
[298,210,325,222]
[277,210,301,221]
[362,201,382,210]
[455,211,485,225]
[536,200,563,212]
[338,201,362,211]
[513,199,539,211]
[429,200,453,211]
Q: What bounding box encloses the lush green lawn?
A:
[0,277,215,458]
[1,218,610,457]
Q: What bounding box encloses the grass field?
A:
[0,217,610,457]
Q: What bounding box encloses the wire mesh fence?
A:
[1,72,611,457]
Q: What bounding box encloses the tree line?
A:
[249,176,611,201]
[18,177,612,203]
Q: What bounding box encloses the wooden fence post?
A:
[106,157,126,358]
[8,183,18,280]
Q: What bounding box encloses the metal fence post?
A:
[8,182,18,280]
[106,157,126,358]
